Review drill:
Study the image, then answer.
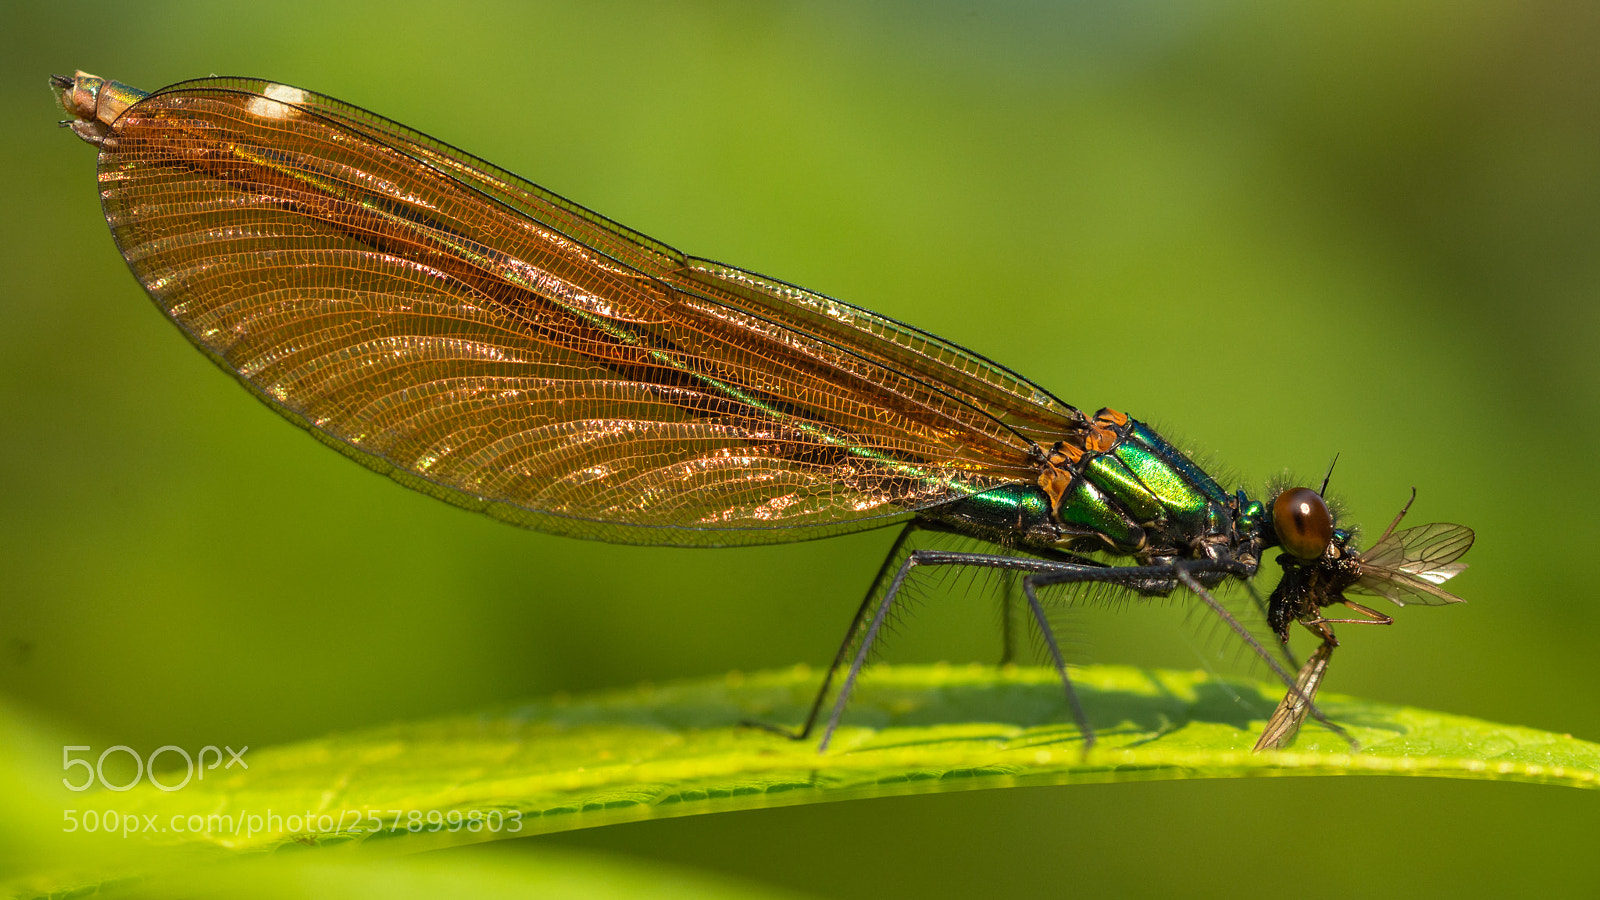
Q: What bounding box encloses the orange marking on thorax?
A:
[1086,408,1127,454]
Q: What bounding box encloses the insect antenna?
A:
[1318,453,1341,495]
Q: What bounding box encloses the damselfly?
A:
[54,71,1473,752]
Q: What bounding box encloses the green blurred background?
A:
[3,0,1597,896]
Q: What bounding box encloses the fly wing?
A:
[1349,523,1474,607]
[95,78,1083,546]
[1253,641,1333,752]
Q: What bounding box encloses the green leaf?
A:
[7,664,1595,895]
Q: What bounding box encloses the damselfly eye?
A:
[1273,487,1333,560]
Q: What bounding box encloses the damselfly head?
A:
[1269,486,1335,560]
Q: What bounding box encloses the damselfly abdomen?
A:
[54,71,1473,752]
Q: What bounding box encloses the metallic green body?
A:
[932,416,1239,560]
[1075,418,1232,551]
[1056,476,1144,547]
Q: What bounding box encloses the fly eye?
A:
[1272,487,1333,560]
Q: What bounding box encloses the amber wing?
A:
[95,77,1085,545]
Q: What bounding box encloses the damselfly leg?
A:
[750,524,1346,752]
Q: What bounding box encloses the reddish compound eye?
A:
[1273,487,1333,560]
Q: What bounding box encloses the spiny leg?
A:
[1001,546,1107,667]
[742,521,920,741]
[1020,577,1092,749]
[817,548,1112,752]
[816,546,921,751]
[998,569,1019,667]
[764,544,1307,753]
[1024,560,1351,748]
[806,551,1287,753]
[1167,567,1353,749]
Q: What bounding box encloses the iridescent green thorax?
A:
[1054,476,1145,548]
[933,410,1245,563]
[1092,420,1230,541]
[1052,411,1234,555]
